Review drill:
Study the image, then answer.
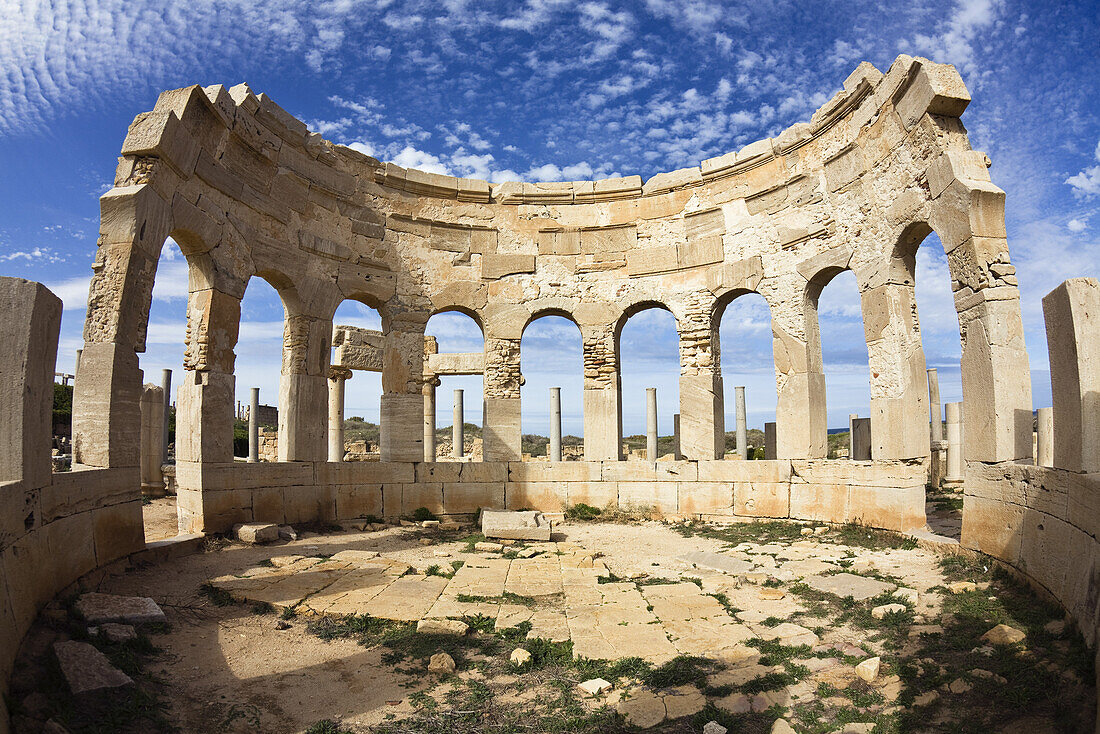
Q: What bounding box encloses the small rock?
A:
[855,656,881,682]
[703,722,728,734]
[914,690,939,706]
[416,619,469,635]
[419,538,433,546]
[578,678,613,696]
[758,588,786,601]
[800,527,814,536]
[474,541,504,553]
[54,641,133,694]
[75,593,166,626]
[948,581,977,593]
[1044,619,1066,636]
[744,572,769,585]
[234,522,280,544]
[428,652,455,674]
[771,719,797,734]
[982,623,1026,645]
[400,519,416,527]
[433,550,451,557]
[421,520,440,527]
[841,725,875,734]
[871,603,906,619]
[277,525,298,541]
[517,548,540,559]
[275,620,291,630]
[510,648,532,666]
[499,539,516,546]
[91,623,136,643]
[948,678,972,693]
[893,587,919,604]
[813,526,828,535]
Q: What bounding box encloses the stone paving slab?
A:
[681,550,754,575]
[803,572,897,601]
[362,575,450,621]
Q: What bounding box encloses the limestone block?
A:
[789,483,849,525]
[282,484,336,525]
[251,486,286,525]
[566,481,618,510]
[734,481,791,518]
[678,482,734,515]
[93,501,145,565]
[932,179,1007,253]
[401,483,444,517]
[121,110,200,177]
[507,462,601,483]
[961,494,1024,563]
[824,145,866,191]
[927,150,991,199]
[643,167,702,196]
[0,278,62,488]
[697,461,792,483]
[617,481,677,512]
[483,398,522,462]
[315,461,414,486]
[847,485,926,532]
[443,483,505,515]
[1043,278,1100,473]
[54,641,133,695]
[894,60,970,130]
[75,593,167,625]
[482,254,536,279]
[43,512,97,591]
[381,393,425,463]
[481,509,552,540]
[504,481,569,511]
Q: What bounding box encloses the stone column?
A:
[423,379,438,462]
[279,313,331,462]
[1042,278,1100,473]
[678,312,723,460]
[328,366,352,462]
[646,387,658,461]
[860,282,929,461]
[1036,406,1054,467]
[74,349,82,379]
[483,336,522,462]
[672,414,682,460]
[248,387,259,463]
[927,367,945,487]
[549,387,562,462]
[452,389,464,459]
[140,383,166,496]
[581,325,620,461]
[944,401,964,485]
[764,422,777,460]
[160,368,172,464]
[735,386,748,460]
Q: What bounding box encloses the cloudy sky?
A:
[0,0,1096,437]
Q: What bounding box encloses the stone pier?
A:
[453,388,464,460]
[646,387,657,461]
[139,383,165,496]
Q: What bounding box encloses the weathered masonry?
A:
[3,55,1100,732]
[71,54,1030,535]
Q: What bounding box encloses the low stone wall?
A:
[174,458,928,534]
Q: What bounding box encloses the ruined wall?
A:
[0,278,146,734]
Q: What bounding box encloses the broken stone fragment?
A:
[90,622,137,643]
[703,722,727,734]
[416,618,469,635]
[427,652,455,674]
[234,522,280,544]
[510,648,532,666]
[577,678,612,696]
[981,623,1025,645]
[54,641,134,694]
[855,656,881,682]
[616,689,665,728]
[278,525,298,541]
[758,587,785,600]
[481,509,552,541]
[473,541,504,553]
[947,581,977,593]
[75,593,166,626]
[871,603,906,619]
[771,720,797,734]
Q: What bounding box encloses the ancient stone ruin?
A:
[1,55,1098,732]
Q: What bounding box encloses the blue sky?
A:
[1,0,1096,437]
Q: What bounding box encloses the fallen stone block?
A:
[474,541,504,553]
[278,525,298,541]
[234,522,280,544]
[803,572,896,601]
[481,509,552,541]
[981,623,1025,645]
[510,648,532,666]
[428,652,455,674]
[703,722,728,734]
[871,603,906,619]
[89,623,137,643]
[417,618,469,635]
[54,641,133,694]
[76,593,166,626]
[578,678,613,696]
[771,721,796,734]
[855,656,881,682]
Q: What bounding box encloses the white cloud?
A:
[1066,140,1100,198]
[46,275,92,311]
[1068,218,1088,232]
[909,0,1004,77]
[392,146,450,175]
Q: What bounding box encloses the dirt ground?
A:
[9,509,1094,734]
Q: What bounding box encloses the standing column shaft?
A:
[160,368,172,464]
[74,349,82,379]
[646,388,658,461]
[423,382,437,462]
[735,386,748,459]
[452,389,464,459]
[945,402,964,482]
[1036,406,1054,467]
[328,369,349,462]
[248,388,260,463]
[927,368,942,442]
[549,387,562,462]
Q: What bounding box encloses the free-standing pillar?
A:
[646,387,658,461]
[248,388,259,463]
[581,325,620,460]
[849,414,859,459]
[452,389,464,459]
[945,401,964,485]
[549,387,562,462]
[1036,406,1053,467]
[160,368,172,464]
[735,386,748,459]
[423,379,437,462]
[328,367,352,462]
[140,383,166,496]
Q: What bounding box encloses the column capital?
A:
[328,366,353,381]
